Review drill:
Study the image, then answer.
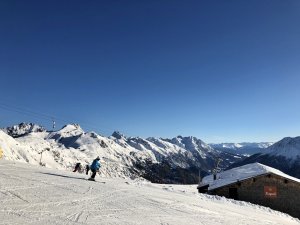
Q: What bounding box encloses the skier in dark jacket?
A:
[85,164,90,175]
[73,162,82,172]
[88,156,101,181]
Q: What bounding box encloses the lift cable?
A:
[0,102,113,134]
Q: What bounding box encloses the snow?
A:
[211,142,273,156]
[0,160,298,225]
[224,143,243,148]
[0,128,140,179]
[0,130,38,164]
[1,123,230,179]
[264,136,300,159]
[169,136,215,158]
[202,163,300,190]
[47,124,84,139]
[2,123,45,137]
[212,142,273,150]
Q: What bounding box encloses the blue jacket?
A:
[90,159,101,170]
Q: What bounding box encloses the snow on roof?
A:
[202,163,300,191]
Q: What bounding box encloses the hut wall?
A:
[209,174,300,219]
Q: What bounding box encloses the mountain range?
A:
[0,122,246,183]
[229,136,300,178]
[211,142,273,156]
[1,122,299,182]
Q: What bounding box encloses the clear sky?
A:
[1,0,300,143]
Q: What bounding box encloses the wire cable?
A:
[0,102,113,134]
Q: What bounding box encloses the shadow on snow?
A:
[39,172,87,180]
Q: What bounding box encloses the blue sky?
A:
[1,0,300,143]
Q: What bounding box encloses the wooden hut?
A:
[198,163,300,219]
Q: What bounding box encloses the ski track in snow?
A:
[0,160,299,225]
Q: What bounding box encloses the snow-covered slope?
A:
[0,130,38,164]
[0,160,298,225]
[167,136,215,157]
[265,136,300,159]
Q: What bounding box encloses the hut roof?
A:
[202,163,300,191]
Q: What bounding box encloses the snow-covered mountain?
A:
[265,137,300,159]
[0,123,245,184]
[229,137,300,178]
[2,122,46,137]
[211,142,273,156]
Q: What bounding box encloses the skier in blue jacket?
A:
[88,156,101,181]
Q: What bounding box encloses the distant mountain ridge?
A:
[211,142,273,156]
[2,122,46,137]
[229,137,300,178]
[0,122,246,184]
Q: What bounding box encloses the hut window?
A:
[237,181,241,186]
[252,178,256,182]
[284,179,288,184]
[267,174,271,178]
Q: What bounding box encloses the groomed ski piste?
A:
[0,160,299,225]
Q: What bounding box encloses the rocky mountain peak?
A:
[2,122,46,137]
[111,131,126,139]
